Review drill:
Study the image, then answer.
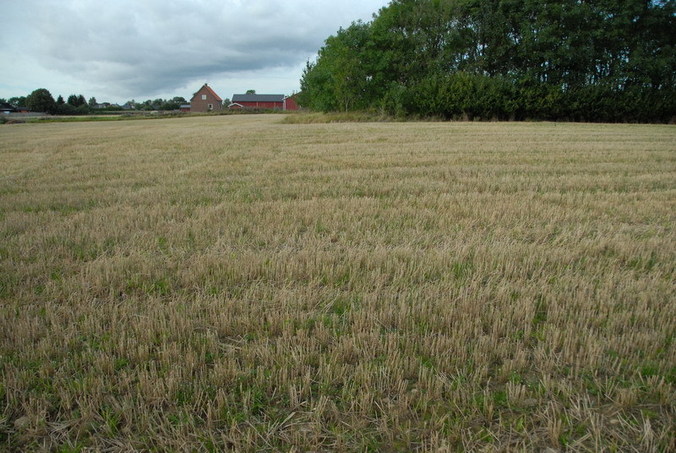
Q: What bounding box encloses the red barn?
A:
[229,94,299,111]
[285,95,299,111]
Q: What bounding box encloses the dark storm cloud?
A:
[2,0,387,98]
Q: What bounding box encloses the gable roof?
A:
[193,84,222,102]
[232,94,285,103]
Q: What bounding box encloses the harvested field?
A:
[0,116,674,451]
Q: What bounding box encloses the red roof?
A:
[193,84,222,102]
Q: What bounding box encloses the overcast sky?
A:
[0,0,390,104]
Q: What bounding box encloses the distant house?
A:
[1,104,31,115]
[229,94,299,111]
[179,104,191,113]
[190,84,223,113]
[94,103,120,109]
[0,102,17,114]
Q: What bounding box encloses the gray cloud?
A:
[0,0,388,100]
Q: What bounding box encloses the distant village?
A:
[0,83,299,116]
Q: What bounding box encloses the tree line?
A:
[1,89,188,114]
[299,0,675,122]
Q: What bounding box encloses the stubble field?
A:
[0,115,674,451]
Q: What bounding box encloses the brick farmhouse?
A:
[189,84,223,112]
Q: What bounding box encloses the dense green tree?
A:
[9,96,27,108]
[67,94,87,107]
[26,88,56,113]
[59,94,89,114]
[159,97,188,110]
[55,103,77,115]
[300,0,675,122]
[299,21,390,111]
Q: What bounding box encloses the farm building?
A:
[0,102,17,114]
[0,103,29,114]
[189,84,223,113]
[229,94,299,111]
